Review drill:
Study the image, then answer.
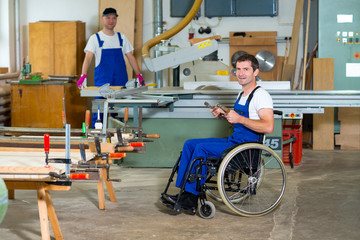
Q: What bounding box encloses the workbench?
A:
[0,166,70,240]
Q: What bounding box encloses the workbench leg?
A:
[36,183,51,240]
[8,189,14,199]
[97,170,105,210]
[45,190,64,240]
[101,168,117,202]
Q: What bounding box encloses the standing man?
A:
[77,7,144,126]
[78,7,144,88]
[160,54,274,214]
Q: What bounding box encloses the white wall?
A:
[0,0,10,69]
[1,0,303,86]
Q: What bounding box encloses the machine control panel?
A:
[282,112,303,120]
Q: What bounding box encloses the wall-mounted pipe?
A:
[154,0,163,88]
[142,0,203,60]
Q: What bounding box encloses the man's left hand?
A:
[137,74,145,86]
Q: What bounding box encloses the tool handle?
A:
[44,134,50,152]
[85,110,91,128]
[129,142,145,147]
[124,107,129,123]
[145,134,160,139]
[204,101,214,109]
[61,111,66,126]
[116,146,134,152]
[109,153,127,158]
[215,104,230,113]
[70,173,89,180]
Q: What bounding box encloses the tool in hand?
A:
[215,103,230,114]
[204,102,230,118]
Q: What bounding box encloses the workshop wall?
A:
[2,0,303,86]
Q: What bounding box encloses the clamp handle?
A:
[44,134,50,152]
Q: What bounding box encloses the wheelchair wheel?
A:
[217,143,286,217]
[206,157,265,203]
[198,201,216,219]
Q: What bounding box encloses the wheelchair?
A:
[161,138,287,219]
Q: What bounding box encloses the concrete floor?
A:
[0,149,359,240]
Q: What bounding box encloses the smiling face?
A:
[102,14,117,31]
[235,60,259,87]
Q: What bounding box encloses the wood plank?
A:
[5,181,71,191]
[0,166,54,173]
[45,190,64,240]
[0,68,8,73]
[313,58,334,150]
[0,85,11,96]
[88,142,114,153]
[0,166,55,181]
[37,183,51,240]
[97,169,105,210]
[101,168,117,202]
[335,108,360,150]
[282,0,304,83]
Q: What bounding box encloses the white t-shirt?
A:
[236,86,273,120]
[84,31,134,67]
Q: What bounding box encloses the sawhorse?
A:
[1,167,70,240]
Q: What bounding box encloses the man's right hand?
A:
[77,74,87,89]
[210,107,226,119]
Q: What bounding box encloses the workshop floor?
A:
[0,149,359,240]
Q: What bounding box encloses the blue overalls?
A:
[175,86,262,195]
[92,32,128,127]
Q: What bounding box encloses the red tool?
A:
[129,142,145,147]
[69,173,89,180]
[44,134,50,167]
[109,153,126,158]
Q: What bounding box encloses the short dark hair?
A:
[236,54,259,71]
[103,8,118,17]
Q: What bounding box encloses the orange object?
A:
[109,152,126,158]
[129,142,145,147]
[124,107,129,123]
[61,111,66,125]
[85,110,91,127]
[145,134,160,139]
[70,173,90,180]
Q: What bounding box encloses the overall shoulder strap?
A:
[247,86,261,103]
[117,32,123,46]
[96,33,104,48]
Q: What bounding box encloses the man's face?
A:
[102,14,117,30]
[235,60,259,87]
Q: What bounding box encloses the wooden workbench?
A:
[0,166,70,240]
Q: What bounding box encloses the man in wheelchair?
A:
[160,54,274,215]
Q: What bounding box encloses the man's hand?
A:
[77,74,87,89]
[210,107,226,119]
[225,110,243,124]
[137,74,145,86]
